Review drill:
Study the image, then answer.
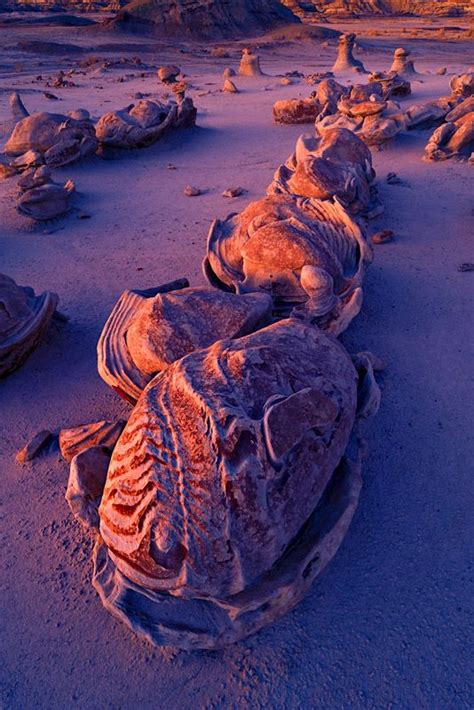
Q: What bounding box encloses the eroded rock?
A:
[268,129,377,217]
[204,193,372,332]
[97,281,273,403]
[0,273,58,378]
[91,318,379,649]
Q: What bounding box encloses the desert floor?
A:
[0,15,472,709]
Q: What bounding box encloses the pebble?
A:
[372,229,395,245]
[184,185,201,196]
[223,186,245,198]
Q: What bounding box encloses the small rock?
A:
[280,77,293,86]
[211,47,230,58]
[184,185,201,196]
[157,65,180,84]
[372,229,395,245]
[16,430,55,464]
[458,262,474,272]
[386,172,402,185]
[167,163,177,170]
[43,91,59,100]
[223,186,245,198]
[436,67,447,75]
[222,79,239,93]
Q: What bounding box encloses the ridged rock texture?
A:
[203,193,372,332]
[268,128,377,216]
[283,0,474,17]
[92,318,379,649]
[97,281,274,403]
[0,273,58,378]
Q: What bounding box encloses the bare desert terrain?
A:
[0,13,473,709]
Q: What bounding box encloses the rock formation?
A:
[0,273,58,378]
[105,0,299,39]
[4,94,97,169]
[273,79,348,124]
[268,129,378,217]
[332,33,366,74]
[204,194,372,332]
[95,97,196,150]
[389,48,417,77]
[75,318,380,649]
[239,48,264,77]
[16,167,76,220]
[424,96,474,161]
[97,282,273,403]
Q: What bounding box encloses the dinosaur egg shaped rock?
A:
[97,281,273,403]
[203,194,372,331]
[95,319,365,647]
[0,273,58,378]
[268,129,375,216]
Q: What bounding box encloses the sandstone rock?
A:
[0,273,58,379]
[91,318,379,649]
[268,129,377,217]
[157,65,180,84]
[5,94,97,168]
[97,281,273,403]
[17,169,76,220]
[239,48,264,77]
[389,48,417,77]
[222,186,244,197]
[184,185,201,196]
[222,78,239,93]
[332,33,366,74]
[372,229,394,244]
[273,78,347,124]
[66,446,111,529]
[204,193,372,332]
[16,430,54,464]
[59,419,126,462]
[95,97,196,149]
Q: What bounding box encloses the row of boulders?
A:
[273,60,473,160]
[2,87,197,220]
[4,90,197,172]
[42,122,382,649]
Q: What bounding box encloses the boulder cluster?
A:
[53,119,383,649]
[1,73,197,220]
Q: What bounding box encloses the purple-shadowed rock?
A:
[98,281,273,403]
[268,129,377,217]
[59,419,127,462]
[0,273,58,378]
[90,318,380,649]
[204,193,372,333]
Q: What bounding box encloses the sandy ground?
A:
[0,16,473,709]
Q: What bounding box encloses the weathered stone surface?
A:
[204,193,372,332]
[239,48,264,76]
[17,168,76,220]
[0,273,58,378]
[59,419,127,462]
[66,446,111,529]
[332,33,365,74]
[273,79,347,124]
[5,94,97,167]
[104,0,299,39]
[91,318,379,649]
[389,48,417,77]
[268,129,376,217]
[98,282,273,403]
[95,97,196,149]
